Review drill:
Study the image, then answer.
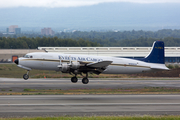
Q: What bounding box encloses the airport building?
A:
[0,49,44,63]
[41,28,55,36]
[6,25,21,34]
[0,47,180,63]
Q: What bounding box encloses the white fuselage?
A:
[18,52,168,74]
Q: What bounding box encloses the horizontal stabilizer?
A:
[151,66,169,70]
[87,61,112,68]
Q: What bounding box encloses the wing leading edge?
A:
[87,61,112,68]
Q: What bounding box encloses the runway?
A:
[1,78,180,92]
[0,78,180,117]
[0,95,180,117]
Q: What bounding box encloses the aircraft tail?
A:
[143,41,165,64]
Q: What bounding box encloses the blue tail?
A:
[141,41,165,64]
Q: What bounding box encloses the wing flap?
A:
[87,61,112,68]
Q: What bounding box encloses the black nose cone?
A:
[14,59,19,65]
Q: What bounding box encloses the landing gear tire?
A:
[23,74,29,80]
[71,77,78,83]
[82,77,89,84]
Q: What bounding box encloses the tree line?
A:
[1,29,180,40]
[1,29,180,48]
[56,29,180,41]
[0,36,180,49]
[0,37,101,49]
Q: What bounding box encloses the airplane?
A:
[14,41,169,84]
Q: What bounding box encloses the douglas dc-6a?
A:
[14,41,169,84]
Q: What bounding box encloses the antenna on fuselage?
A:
[42,48,48,53]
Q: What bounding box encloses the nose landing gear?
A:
[23,71,30,80]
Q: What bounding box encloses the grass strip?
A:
[0,63,139,78]
[0,116,180,120]
[1,87,180,95]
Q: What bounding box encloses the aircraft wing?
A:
[87,61,112,68]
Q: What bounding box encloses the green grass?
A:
[1,63,180,79]
[0,116,180,120]
[1,87,180,95]
[0,64,140,78]
[0,64,62,78]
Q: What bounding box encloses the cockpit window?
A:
[24,55,29,58]
[24,55,33,58]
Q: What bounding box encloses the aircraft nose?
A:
[14,59,19,65]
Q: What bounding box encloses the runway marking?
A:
[0,103,180,106]
[0,94,180,98]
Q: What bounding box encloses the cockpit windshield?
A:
[24,55,33,58]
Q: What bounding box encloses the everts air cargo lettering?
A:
[59,56,103,62]
[14,41,169,84]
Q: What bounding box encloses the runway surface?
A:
[0,95,180,117]
[0,78,180,92]
[0,78,180,117]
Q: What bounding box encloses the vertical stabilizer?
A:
[143,41,165,64]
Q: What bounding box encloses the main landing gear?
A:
[71,76,78,83]
[23,71,29,80]
[82,77,89,84]
[71,73,89,84]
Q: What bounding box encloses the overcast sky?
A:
[0,0,180,8]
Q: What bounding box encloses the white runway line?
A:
[0,103,180,106]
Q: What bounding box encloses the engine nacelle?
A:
[71,61,80,69]
[59,62,80,73]
[60,64,70,73]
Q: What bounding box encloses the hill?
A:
[0,3,180,30]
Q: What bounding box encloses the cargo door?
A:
[12,56,18,62]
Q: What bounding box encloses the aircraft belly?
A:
[103,65,150,74]
[103,66,128,74]
[21,60,59,70]
[38,61,59,70]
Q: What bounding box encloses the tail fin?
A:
[143,41,165,64]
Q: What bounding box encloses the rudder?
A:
[143,41,165,64]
